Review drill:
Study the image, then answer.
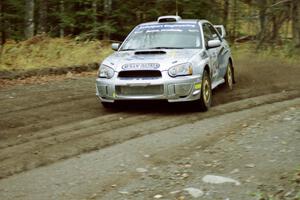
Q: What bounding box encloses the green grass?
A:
[0,35,112,71]
[1,36,299,72]
[232,42,300,64]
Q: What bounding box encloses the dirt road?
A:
[0,95,299,200]
[0,56,299,199]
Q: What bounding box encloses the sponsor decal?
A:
[139,24,196,30]
[122,63,160,70]
[194,82,201,90]
[135,24,198,33]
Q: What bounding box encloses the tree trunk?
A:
[25,0,35,39]
[59,0,64,38]
[271,10,278,42]
[103,0,112,40]
[92,0,98,37]
[257,0,267,47]
[292,0,300,47]
[247,0,253,35]
[38,0,48,34]
[232,0,238,40]
[175,0,178,16]
[0,0,5,57]
[285,2,293,39]
[223,0,229,29]
[0,0,5,46]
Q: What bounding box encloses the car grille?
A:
[116,85,164,96]
[118,70,162,78]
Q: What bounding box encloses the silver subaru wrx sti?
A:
[96,16,235,111]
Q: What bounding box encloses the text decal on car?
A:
[122,63,160,70]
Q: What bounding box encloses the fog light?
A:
[175,83,192,96]
[97,85,108,96]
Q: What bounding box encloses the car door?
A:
[202,23,220,83]
[207,24,228,80]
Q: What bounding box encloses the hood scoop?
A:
[135,50,166,55]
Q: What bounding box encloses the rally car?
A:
[96,15,235,111]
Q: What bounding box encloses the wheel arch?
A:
[203,65,210,78]
[228,57,236,83]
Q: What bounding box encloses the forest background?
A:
[0,0,299,71]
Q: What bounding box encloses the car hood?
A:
[102,49,201,72]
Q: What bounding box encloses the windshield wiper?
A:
[150,47,184,49]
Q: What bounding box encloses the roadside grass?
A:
[0,35,112,71]
[0,37,299,73]
[232,42,300,64]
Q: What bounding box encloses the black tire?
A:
[224,62,234,90]
[196,70,212,112]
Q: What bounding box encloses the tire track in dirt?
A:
[0,113,157,154]
[0,112,138,149]
[0,81,95,114]
[0,95,104,135]
[0,115,159,178]
[0,94,94,115]
[0,90,298,179]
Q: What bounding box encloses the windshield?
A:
[120,23,202,50]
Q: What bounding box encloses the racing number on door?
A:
[203,23,222,81]
[207,24,226,78]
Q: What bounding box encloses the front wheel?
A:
[195,70,212,111]
[224,63,234,90]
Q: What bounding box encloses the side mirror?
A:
[207,40,221,49]
[214,25,226,39]
[111,43,120,51]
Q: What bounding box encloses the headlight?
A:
[168,63,193,77]
[98,64,115,79]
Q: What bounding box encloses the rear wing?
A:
[214,25,226,39]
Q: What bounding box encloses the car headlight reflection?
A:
[98,64,115,79]
[168,63,193,77]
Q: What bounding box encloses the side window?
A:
[208,24,221,41]
[202,24,213,45]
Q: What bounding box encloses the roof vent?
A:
[157,16,182,23]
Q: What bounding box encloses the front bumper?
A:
[96,71,202,103]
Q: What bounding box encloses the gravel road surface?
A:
[0,97,299,200]
[0,57,299,199]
